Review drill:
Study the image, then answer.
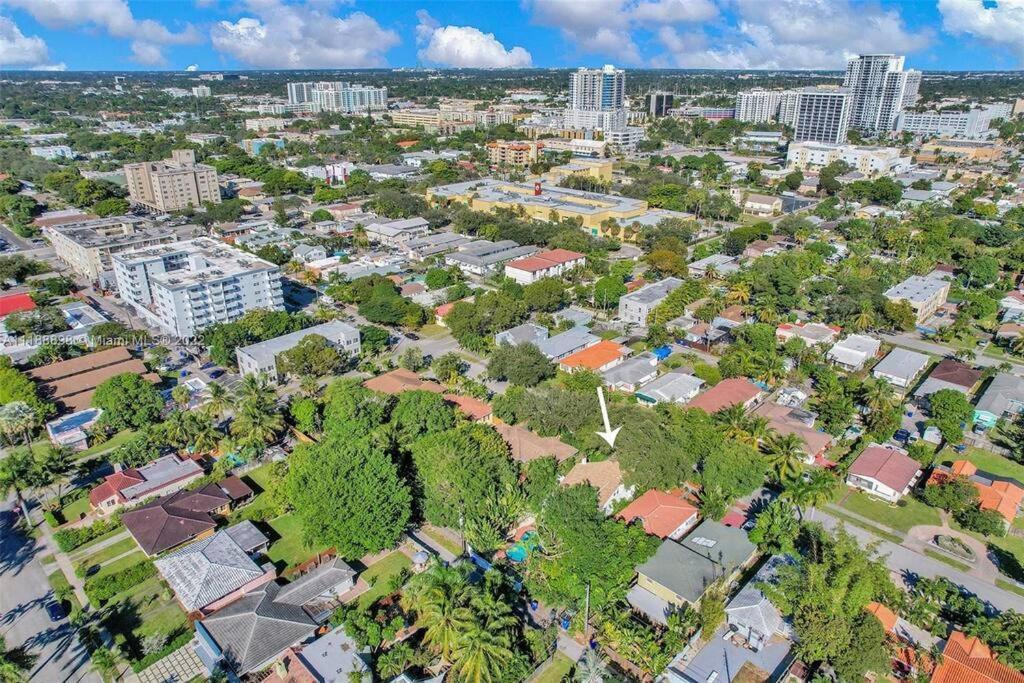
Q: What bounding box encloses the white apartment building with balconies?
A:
[113,238,284,338]
[786,142,912,177]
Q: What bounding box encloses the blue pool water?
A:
[507,531,540,563]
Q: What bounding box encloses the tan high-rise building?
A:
[124,149,220,212]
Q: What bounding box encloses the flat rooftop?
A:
[884,275,948,303]
[116,237,279,289]
[430,178,646,216]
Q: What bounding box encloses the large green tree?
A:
[92,373,163,430]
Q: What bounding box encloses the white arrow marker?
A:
[595,386,621,448]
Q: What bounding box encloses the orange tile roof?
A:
[444,393,492,421]
[931,631,1024,683]
[362,369,444,395]
[558,340,627,371]
[866,601,899,633]
[616,490,699,538]
[562,460,624,507]
[930,461,1024,524]
[493,422,577,463]
[0,292,36,317]
[688,378,762,413]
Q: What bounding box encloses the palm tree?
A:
[230,401,284,450]
[298,375,320,398]
[0,402,37,449]
[703,264,719,281]
[204,382,231,421]
[763,432,807,483]
[162,410,193,449]
[784,469,837,520]
[401,562,474,663]
[726,281,750,305]
[853,302,874,332]
[237,373,277,408]
[0,449,38,519]
[862,378,897,413]
[753,297,778,325]
[190,416,221,454]
[352,224,369,248]
[0,636,36,683]
[743,416,773,448]
[714,404,749,441]
[573,649,608,683]
[171,384,191,407]
[756,354,786,386]
[450,623,514,683]
[1012,334,1024,357]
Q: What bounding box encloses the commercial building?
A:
[843,54,920,135]
[618,277,684,326]
[124,149,221,212]
[564,64,627,132]
[735,89,787,124]
[427,179,649,238]
[504,248,585,284]
[236,320,360,380]
[389,108,441,128]
[42,215,174,283]
[486,140,544,167]
[192,85,211,98]
[30,145,74,160]
[792,87,852,144]
[895,103,1012,139]
[113,238,284,337]
[541,159,614,185]
[648,91,674,117]
[364,216,430,247]
[917,139,1006,164]
[884,274,950,324]
[286,82,315,104]
[536,137,608,158]
[786,142,912,177]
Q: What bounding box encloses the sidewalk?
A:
[36,516,90,608]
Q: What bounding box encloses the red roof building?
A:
[616,490,699,539]
[558,340,628,373]
[846,444,921,503]
[0,292,37,317]
[444,393,493,423]
[688,378,763,414]
[504,248,585,284]
[928,460,1024,525]
[931,631,1024,683]
[362,368,444,395]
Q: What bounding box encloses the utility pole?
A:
[583,581,591,646]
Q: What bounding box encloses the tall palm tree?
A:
[743,416,773,447]
[573,649,608,683]
[237,373,277,408]
[352,224,369,249]
[853,303,875,332]
[756,354,786,386]
[162,410,194,449]
[784,469,837,520]
[401,563,474,663]
[753,297,778,325]
[714,405,750,441]
[862,378,896,414]
[230,402,284,450]
[450,623,514,683]
[190,416,221,454]
[0,635,36,683]
[0,402,37,449]
[726,281,751,305]
[204,382,231,421]
[763,432,807,483]
[0,449,38,519]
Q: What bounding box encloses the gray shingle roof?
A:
[275,557,356,605]
[155,524,268,611]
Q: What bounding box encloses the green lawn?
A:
[358,551,412,610]
[244,461,278,492]
[102,575,189,663]
[58,495,92,524]
[266,514,323,571]
[68,526,127,558]
[46,568,82,613]
[923,548,972,572]
[942,446,1024,483]
[93,551,149,580]
[824,507,904,543]
[423,525,463,557]
[996,579,1024,598]
[533,652,574,683]
[839,490,941,533]
[75,429,138,461]
[419,324,449,339]
[77,537,138,568]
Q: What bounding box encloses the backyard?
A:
[101,574,189,666]
[75,429,138,461]
[357,550,412,610]
[941,446,1024,482]
[266,513,325,572]
[532,652,574,683]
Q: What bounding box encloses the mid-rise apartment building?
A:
[487,140,544,167]
[192,85,211,98]
[124,149,220,212]
[564,65,627,131]
[618,277,684,326]
[843,54,920,135]
[648,92,674,117]
[43,216,175,283]
[113,238,284,337]
[786,142,912,177]
[390,108,442,128]
[894,103,1013,139]
[884,274,950,324]
[793,87,852,144]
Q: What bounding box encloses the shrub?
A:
[53,517,122,552]
[84,560,156,604]
[43,509,60,528]
[130,632,193,672]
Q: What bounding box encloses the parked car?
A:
[45,602,66,622]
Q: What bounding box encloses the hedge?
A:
[130,631,193,672]
[84,560,156,604]
[53,517,122,552]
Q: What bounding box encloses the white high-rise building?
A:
[843,54,921,135]
[735,89,785,124]
[113,238,284,337]
[310,82,387,114]
[564,65,627,131]
[779,91,801,127]
[793,87,852,144]
[287,82,315,105]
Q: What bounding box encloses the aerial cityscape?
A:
[3,2,1024,683]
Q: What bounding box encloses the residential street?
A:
[815,508,1024,613]
[880,332,1024,375]
[0,507,99,683]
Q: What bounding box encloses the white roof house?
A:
[872,348,930,389]
[826,334,881,371]
[635,372,705,405]
[725,555,794,651]
[236,321,360,380]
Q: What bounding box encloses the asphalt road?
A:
[0,509,98,683]
[881,332,1024,375]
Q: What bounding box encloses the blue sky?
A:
[1,0,1022,72]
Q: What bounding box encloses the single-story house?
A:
[561,460,632,514]
[753,403,834,465]
[687,254,740,279]
[537,326,599,361]
[89,455,205,515]
[616,490,699,539]
[775,322,841,347]
[998,291,1024,322]
[928,460,1024,529]
[558,340,628,374]
[602,353,659,392]
[291,244,327,264]
[443,394,493,423]
[363,369,444,395]
[688,378,763,414]
[929,631,1024,683]
[872,348,930,390]
[845,444,921,502]
[636,372,704,406]
[494,322,548,348]
[973,372,1024,429]
[263,628,370,683]
[826,334,881,371]
[913,359,982,403]
[494,422,578,463]
[725,555,794,651]
[45,407,103,452]
[155,522,274,614]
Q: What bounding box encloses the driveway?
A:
[0,508,99,683]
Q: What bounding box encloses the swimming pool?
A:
[507,531,539,563]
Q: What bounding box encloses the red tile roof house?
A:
[121,477,254,556]
[775,321,841,347]
[561,459,633,515]
[688,378,764,414]
[0,292,37,317]
[557,340,629,374]
[616,490,699,539]
[845,444,922,503]
[89,455,205,515]
[930,631,1024,683]
[503,248,586,285]
[753,402,835,467]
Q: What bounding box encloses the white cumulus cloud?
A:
[527,0,642,64]
[0,16,65,70]
[415,10,531,68]
[1,0,199,65]
[210,0,400,68]
[939,0,1024,64]
[656,0,933,69]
